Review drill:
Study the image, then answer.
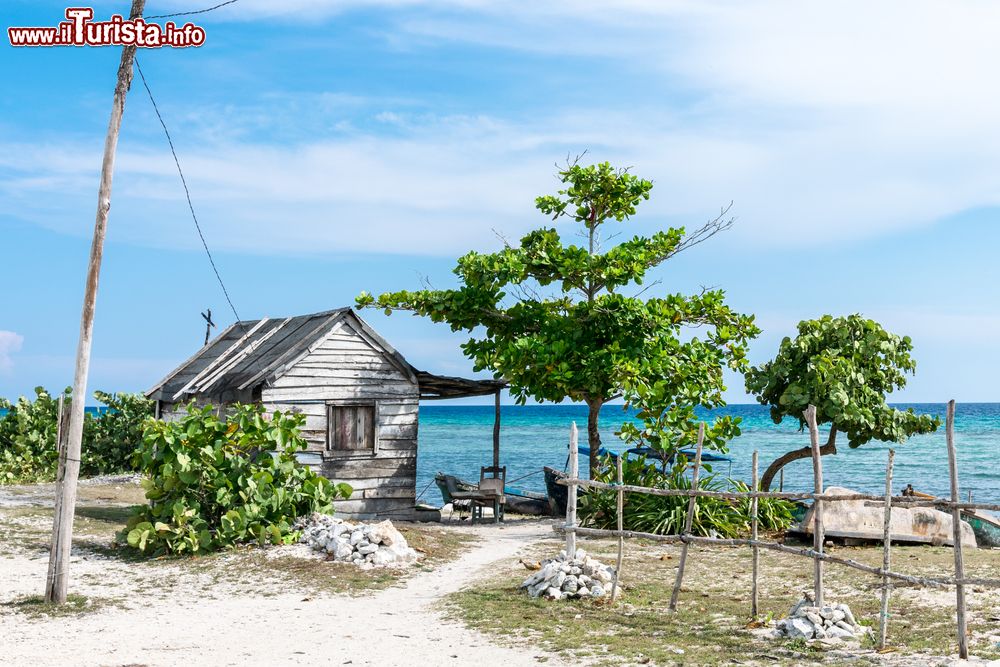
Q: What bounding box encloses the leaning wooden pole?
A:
[804,405,824,607]
[945,400,969,659]
[751,449,760,618]
[611,454,624,601]
[878,448,895,650]
[45,0,147,604]
[669,422,705,611]
[566,422,579,559]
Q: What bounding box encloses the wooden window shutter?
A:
[327,404,376,453]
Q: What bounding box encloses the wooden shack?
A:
[145,308,504,519]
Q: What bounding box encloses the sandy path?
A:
[2,521,562,667]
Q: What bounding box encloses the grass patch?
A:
[446,537,1000,666]
[1,593,121,619]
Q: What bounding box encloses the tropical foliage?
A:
[745,314,940,490]
[358,160,758,477]
[0,387,153,483]
[578,454,795,537]
[124,403,351,556]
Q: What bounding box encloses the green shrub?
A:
[578,454,795,538]
[84,391,154,475]
[124,403,351,556]
[0,387,65,483]
[0,387,153,483]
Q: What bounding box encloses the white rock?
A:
[349,530,364,546]
[826,626,853,640]
[357,543,378,555]
[545,587,563,600]
[806,612,823,626]
[787,617,815,640]
[590,583,606,598]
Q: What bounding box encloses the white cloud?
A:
[7,2,1000,254]
[0,331,24,374]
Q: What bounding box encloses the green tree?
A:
[357,160,759,477]
[745,314,940,491]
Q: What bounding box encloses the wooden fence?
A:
[557,400,999,659]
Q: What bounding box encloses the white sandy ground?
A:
[1,520,567,667]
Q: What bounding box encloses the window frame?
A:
[324,400,379,459]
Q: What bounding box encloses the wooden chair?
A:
[436,473,474,521]
[472,466,506,524]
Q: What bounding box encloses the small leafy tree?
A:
[358,160,758,477]
[125,403,352,555]
[745,314,940,491]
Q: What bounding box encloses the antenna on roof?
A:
[201,308,216,346]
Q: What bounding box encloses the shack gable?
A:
[262,316,420,518]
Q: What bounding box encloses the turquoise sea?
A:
[4,404,996,506]
[415,404,1000,506]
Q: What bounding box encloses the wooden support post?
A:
[492,389,501,470]
[611,454,624,601]
[566,422,578,559]
[779,468,784,493]
[669,422,705,612]
[946,400,969,659]
[804,405,824,608]
[45,0,146,604]
[878,448,895,650]
[751,449,760,618]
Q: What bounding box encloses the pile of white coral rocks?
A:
[521,549,616,601]
[774,596,870,641]
[296,514,419,568]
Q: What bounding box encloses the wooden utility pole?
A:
[45,0,147,604]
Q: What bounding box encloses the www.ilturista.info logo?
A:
[8,8,206,48]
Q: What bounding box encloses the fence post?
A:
[878,448,895,650]
[612,455,624,601]
[945,400,969,659]
[669,422,705,611]
[804,405,824,607]
[566,422,578,559]
[751,449,760,618]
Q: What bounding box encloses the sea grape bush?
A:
[0,387,152,483]
[578,454,794,538]
[124,403,351,556]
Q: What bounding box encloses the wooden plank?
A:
[270,376,415,389]
[670,422,705,611]
[378,424,418,439]
[172,318,271,400]
[236,315,347,391]
[279,368,407,381]
[363,487,416,500]
[376,440,418,452]
[378,401,419,416]
[946,400,969,660]
[263,385,417,402]
[332,497,414,516]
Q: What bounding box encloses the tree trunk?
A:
[760,427,838,492]
[587,398,603,479]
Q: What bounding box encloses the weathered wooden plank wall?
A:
[263,318,420,518]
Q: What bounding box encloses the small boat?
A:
[544,466,570,516]
[907,487,1000,548]
[961,510,1000,548]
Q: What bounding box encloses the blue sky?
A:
[2,1,999,405]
